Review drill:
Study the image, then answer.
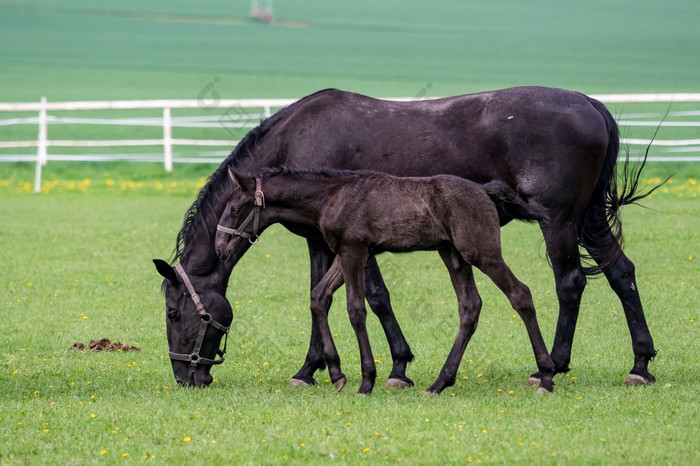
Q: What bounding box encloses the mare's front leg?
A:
[364,256,414,388]
[340,248,377,395]
[310,257,348,391]
[426,244,483,394]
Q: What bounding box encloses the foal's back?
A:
[317,173,501,254]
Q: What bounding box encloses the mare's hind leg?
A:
[588,241,656,384]
[528,221,588,385]
[291,239,413,388]
[478,257,555,393]
[426,244,483,394]
[310,257,348,391]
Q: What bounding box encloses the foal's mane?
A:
[171,90,333,263]
[255,166,366,180]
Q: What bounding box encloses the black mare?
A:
[154,86,656,388]
[215,167,556,395]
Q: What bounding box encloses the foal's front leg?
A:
[291,239,413,388]
[309,257,348,391]
[340,249,377,395]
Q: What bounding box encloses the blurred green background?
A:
[2,0,699,101]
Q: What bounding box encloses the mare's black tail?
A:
[578,97,667,275]
[483,180,549,223]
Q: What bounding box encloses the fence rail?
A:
[1,94,699,192]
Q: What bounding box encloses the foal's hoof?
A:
[625,373,655,386]
[537,386,552,395]
[288,377,315,388]
[525,376,541,387]
[386,377,413,389]
[333,377,347,393]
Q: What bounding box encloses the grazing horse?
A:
[215,167,555,394]
[154,86,657,388]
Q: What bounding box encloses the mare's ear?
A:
[228,167,246,191]
[153,259,178,284]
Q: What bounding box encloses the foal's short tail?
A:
[483,180,549,224]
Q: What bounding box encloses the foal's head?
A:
[214,168,262,266]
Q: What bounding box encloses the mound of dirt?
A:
[70,338,140,352]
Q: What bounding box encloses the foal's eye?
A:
[230,206,240,215]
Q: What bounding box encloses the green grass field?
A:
[0,176,698,464]
[1,0,699,464]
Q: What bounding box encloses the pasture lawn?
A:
[0,163,698,464]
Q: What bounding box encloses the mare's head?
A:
[214,168,264,266]
[153,259,233,387]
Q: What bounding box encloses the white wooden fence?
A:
[1,94,699,192]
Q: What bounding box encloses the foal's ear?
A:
[227,167,245,190]
[153,259,178,284]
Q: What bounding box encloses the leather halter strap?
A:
[168,264,230,367]
[216,178,264,244]
[175,263,205,315]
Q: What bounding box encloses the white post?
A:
[263,105,271,119]
[34,96,47,193]
[163,106,173,172]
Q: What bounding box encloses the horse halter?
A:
[167,263,230,367]
[216,178,265,244]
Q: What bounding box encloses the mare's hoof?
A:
[525,376,541,387]
[288,378,315,388]
[386,377,413,389]
[333,377,347,393]
[537,386,552,395]
[423,389,440,396]
[625,373,655,386]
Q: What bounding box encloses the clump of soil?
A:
[70,338,140,352]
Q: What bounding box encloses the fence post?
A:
[163,106,173,172]
[34,96,47,193]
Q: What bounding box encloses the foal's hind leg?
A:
[426,245,483,394]
[479,258,555,393]
[310,257,348,391]
[589,242,656,384]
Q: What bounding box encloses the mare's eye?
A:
[167,309,181,321]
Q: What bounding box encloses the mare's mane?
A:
[171,90,333,263]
